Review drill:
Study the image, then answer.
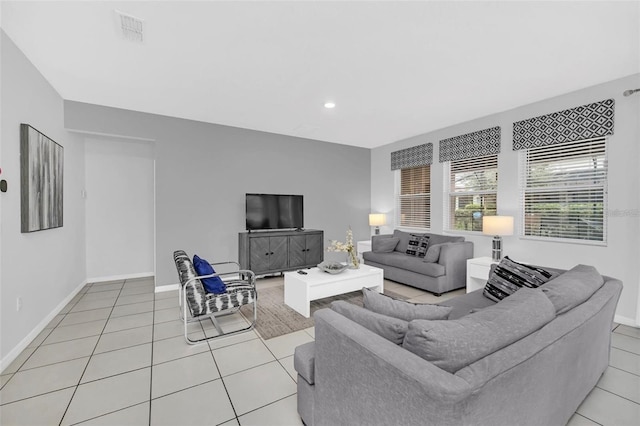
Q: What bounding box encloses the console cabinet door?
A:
[305,233,324,265]
[289,235,307,268]
[240,230,323,274]
[269,236,289,271]
[249,237,270,273]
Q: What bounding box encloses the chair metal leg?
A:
[182,289,258,345]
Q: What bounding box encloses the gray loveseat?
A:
[294,264,622,426]
[363,230,473,295]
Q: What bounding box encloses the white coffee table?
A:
[284,265,384,318]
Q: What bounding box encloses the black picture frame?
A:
[20,124,64,233]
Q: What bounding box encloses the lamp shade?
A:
[369,214,386,227]
[482,216,514,236]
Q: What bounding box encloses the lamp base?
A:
[374,226,380,235]
[491,236,503,262]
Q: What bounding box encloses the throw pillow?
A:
[330,301,409,344]
[406,234,430,257]
[192,255,227,294]
[423,243,445,263]
[402,288,556,373]
[372,237,400,253]
[483,256,556,302]
[540,264,605,314]
[362,287,452,322]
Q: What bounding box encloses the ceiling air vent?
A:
[115,10,144,42]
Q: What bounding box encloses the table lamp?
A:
[369,214,386,235]
[482,216,514,261]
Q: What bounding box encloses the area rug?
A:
[240,285,407,340]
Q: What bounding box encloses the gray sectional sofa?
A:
[363,230,473,295]
[294,264,622,426]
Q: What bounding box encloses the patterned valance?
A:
[513,99,614,150]
[439,126,501,162]
[391,143,433,170]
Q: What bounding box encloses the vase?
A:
[347,250,360,269]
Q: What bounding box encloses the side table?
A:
[356,240,372,263]
[466,256,496,293]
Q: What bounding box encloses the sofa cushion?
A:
[403,288,556,373]
[437,288,497,320]
[423,243,444,263]
[362,287,452,322]
[540,264,605,314]
[385,253,446,277]
[406,234,429,257]
[330,301,408,344]
[426,233,465,245]
[372,237,400,253]
[483,256,556,302]
[293,342,316,384]
[366,251,445,277]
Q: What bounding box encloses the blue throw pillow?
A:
[193,255,227,294]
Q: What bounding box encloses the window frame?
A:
[395,164,431,231]
[518,136,609,247]
[443,154,499,233]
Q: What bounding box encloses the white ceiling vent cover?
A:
[115,10,144,42]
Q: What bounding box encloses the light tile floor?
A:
[1,276,639,425]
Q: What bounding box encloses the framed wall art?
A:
[20,124,64,232]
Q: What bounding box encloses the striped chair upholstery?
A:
[173,250,257,344]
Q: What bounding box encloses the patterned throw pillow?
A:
[406,234,430,257]
[483,256,555,302]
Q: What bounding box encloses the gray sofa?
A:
[363,230,473,295]
[294,265,622,426]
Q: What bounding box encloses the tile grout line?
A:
[58,280,127,426]
[594,385,640,406]
[261,339,299,385]
[607,364,640,378]
[574,412,604,426]
[202,318,241,424]
[0,283,91,402]
[610,345,640,357]
[235,392,298,421]
[148,277,155,426]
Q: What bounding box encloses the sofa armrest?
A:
[438,241,474,286]
[312,308,472,425]
[371,234,393,244]
[294,341,316,384]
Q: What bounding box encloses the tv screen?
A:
[246,194,304,230]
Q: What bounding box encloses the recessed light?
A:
[324,102,336,109]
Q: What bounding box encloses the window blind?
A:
[520,137,607,243]
[397,165,431,229]
[444,155,498,232]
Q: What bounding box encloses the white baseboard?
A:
[0,279,88,374]
[87,272,154,284]
[155,283,179,293]
[614,314,639,328]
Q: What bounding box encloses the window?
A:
[396,165,430,229]
[445,155,498,232]
[521,137,607,243]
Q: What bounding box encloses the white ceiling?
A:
[1,1,639,148]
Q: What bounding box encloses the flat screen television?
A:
[246,193,304,231]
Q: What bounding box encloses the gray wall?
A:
[1,31,87,365]
[371,73,640,325]
[64,101,371,287]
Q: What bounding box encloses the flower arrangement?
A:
[327,227,360,269]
